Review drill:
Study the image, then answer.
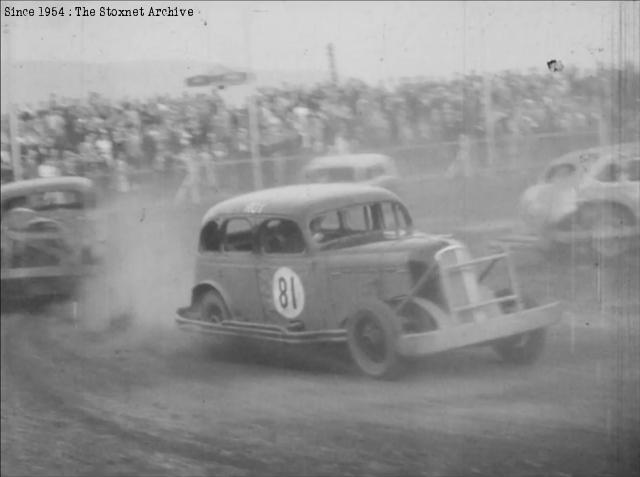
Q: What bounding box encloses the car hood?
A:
[326,232,451,265]
[520,181,579,228]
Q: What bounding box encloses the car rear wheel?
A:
[194,289,230,323]
[347,301,404,379]
[492,289,547,365]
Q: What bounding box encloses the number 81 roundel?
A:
[272,267,305,319]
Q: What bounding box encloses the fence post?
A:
[483,73,495,169]
[4,21,23,180]
[248,96,263,191]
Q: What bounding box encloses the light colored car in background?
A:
[301,153,401,195]
[1,177,100,299]
[518,142,640,257]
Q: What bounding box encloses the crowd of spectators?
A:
[1,65,638,189]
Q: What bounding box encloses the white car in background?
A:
[518,142,640,257]
[301,153,401,195]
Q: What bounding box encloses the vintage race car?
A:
[176,183,561,378]
[1,177,101,299]
[301,153,401,194]
[500,142,640,258]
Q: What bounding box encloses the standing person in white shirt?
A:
[201,143,219,195]
[37,154,61,178]
[445,134,473,179]
[174,142,201,205]
[114,151,131,193]
[95,129,114,169]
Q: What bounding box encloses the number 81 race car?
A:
[176,184,562,379]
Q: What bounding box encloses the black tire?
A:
[347,301,404,379]
[194,289,230,323]
[492,289,547,365]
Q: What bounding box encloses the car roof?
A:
[304,153,393,170]
[1,177,94,202]
[547,142,639,169]
[202,183,401,224]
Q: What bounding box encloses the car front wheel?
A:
[347,301,404,379]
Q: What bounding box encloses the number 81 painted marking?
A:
[272,267,305,319]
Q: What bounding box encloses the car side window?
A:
[309,211,340,244]
[596,162,623,183]
[375,201,409,236]
[222,218,254,253]
[30,190,84,210]
[380,202,398,230]
[199,220,221,252]
[310,201,410,248]
[258,218,305,254]
[342,204,372,232]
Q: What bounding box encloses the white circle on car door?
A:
[272,267,305,319]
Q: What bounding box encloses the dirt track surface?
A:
[2,184,640,477]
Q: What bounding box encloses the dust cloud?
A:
[74,195,200,348]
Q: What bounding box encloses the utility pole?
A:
[327,43,338,85]
[244,8,263,191]
[483,73,495,169]
[3,20,22,180]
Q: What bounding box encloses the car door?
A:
[28,189,86,245]
[213,216,264,322]
[254,217,328,331]
[583,157,639,215]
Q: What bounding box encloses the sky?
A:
[1,1,638,83]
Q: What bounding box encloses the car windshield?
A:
[309,201,411,249]
[307,167,356,182]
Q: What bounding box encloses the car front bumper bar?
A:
[397,302,562,358]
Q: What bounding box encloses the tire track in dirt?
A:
[2,314,270,476]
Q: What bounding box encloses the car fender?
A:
[401,297,454,330]
[521,183,579,228]
[190,279,233,310]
